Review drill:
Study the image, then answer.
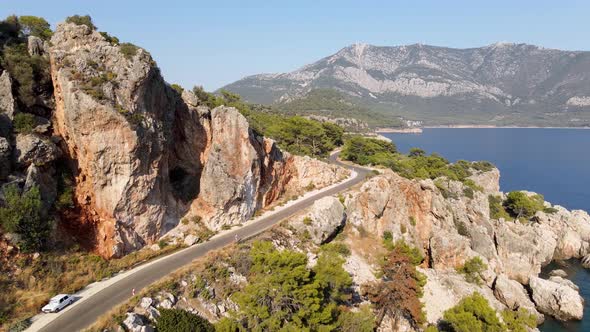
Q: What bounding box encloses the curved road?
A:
[34,153,369,332]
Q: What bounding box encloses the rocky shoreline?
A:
[113,163,590,331]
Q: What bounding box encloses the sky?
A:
[2,1,589,90]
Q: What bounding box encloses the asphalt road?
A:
[36,153,370,332]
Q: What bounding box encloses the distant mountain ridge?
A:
[222,43,590,126]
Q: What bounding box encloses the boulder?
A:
[493,274,543,322]
[0,136,11,180]
[467,167,500,195]
[304,196,345,245]
[145,306,160,320]
[27,35,44,56]
[123,313,153,332]
[420,268,507,325]
[15,133,59,167]
[549,269,568,278]
[24,164,57,211]
[0,70,17,119]
[183,234,199,246]
[529,276,583,321]
[139,297,154,309]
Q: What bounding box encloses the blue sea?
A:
[382,128,590,332]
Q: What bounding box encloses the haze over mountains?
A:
[223,43,590,127]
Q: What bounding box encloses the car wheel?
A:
[55,307,60,313]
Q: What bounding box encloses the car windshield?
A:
[49,297,62,303]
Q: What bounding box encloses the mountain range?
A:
[222,43,590,127]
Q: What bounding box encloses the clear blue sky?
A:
[3,1,589,90]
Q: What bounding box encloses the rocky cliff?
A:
[1,22,347,258]
[345,167,589,325]
[223,43,590,126]
[116,163,589,331]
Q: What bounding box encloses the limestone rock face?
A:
[27,35,45,56]
[48,22,346,257]
[420,268,507,325]
[493,274,543,322]
[0,70,18,120]
[0,137,11,180]
[301,196,345,245]
[15,133,60,167]
[468,168,500,194]
[529,276,584,321]
[494,220,557,284]
[24,164,57,211]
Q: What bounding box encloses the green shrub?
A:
[227,241,355,330]
[19,16,52,40]
[409,216,416,226]
[456,257,487,285]
[424,325,439,332]
[7,317,31,332]
[501,308,537,332]
[335,305,375,332]
[99,31,119,44]
[543,207,558,214]
[158,239,168,249]
[382,231,393,244]
[119,43,139,60]
[12,113,36,133]
[340,135,397,165]
[489,195,511,220]
[320,242,351,257]
[0,185,48,252]
[65,15,96,30]
[303,216,313,225]
[1,43,51,108]
[170,84,184,93]
[155,308,213,332]
[443,293,503,332]
[463,187,474,199]
[504,191,545,219]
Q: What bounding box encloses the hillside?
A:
[223,43,590,127]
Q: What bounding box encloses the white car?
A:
[42,294,74,313]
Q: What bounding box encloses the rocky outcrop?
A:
[345,166,590,323]
[493,274,542,322]
[27,35,45,56]
[420,268,506,325]
[529,276,584,321]
[291,196,345,245]
[468,168,500,194]
[0,70,17,120]
[47,22,346,257]
[15,133,59,167]
[0,137,11,180]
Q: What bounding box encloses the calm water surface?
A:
[382,128,590,332]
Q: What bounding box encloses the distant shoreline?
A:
[423,125,590,129]
[376,125,590,134]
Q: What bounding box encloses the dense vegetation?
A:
[456,257,487,285]
[0,15,53,111]
[441,293,536,332]
[155,308,214,332]
[276,88,405,128]
[364,240,426,329]
[0,185,48,252]
[341,136,494,188]
[489,191,555,221]
[192,87,344,157]
[216,240,373,331]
